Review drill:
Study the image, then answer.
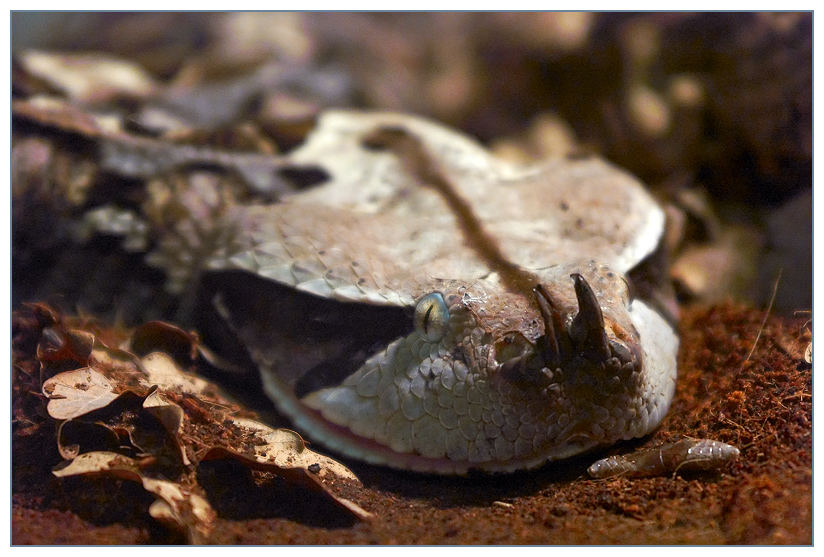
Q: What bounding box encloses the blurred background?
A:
[12,12,811,318]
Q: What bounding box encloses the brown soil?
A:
[11,303,812,545]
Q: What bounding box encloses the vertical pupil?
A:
[423,304,434,334]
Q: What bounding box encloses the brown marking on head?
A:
[362,126,541,299]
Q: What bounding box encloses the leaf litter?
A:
[14,303,371,543]
[42,366,120,420]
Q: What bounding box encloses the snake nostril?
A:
[609,338,642,370]
[609,339,632,363]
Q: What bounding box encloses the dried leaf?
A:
[20,302,60,328]
[140,351,214,395]
[587,438,740,479]
[36,327,95,365]
[143,389,190,466]
[136,349,370,519]
[52,451,140,479]
[53,451,216,543]
[42,367,119,420]
[130,320,200,364]
[89,341,145,371]
[17,50,158,102]
[24,307,372,532]
[202,418,371,520]
[141,477,216,544]
[671,227,760,303]
[203,420,336,479]
[86,341,152,394]
[234,418,358,480]
[55,420,80,460]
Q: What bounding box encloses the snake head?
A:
[200,112,680,474]
[292,263,677,474]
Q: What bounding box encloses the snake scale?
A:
[205,110,680,474]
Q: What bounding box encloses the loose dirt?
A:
[12,303,812,545]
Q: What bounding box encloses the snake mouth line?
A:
[290,400,596,475]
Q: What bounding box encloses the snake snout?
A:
[500,274,639,383]
[533,274,615,367]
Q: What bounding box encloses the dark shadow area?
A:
[197,459,358,529]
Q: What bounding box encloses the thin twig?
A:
[746,268,782,362]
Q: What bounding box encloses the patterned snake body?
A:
[209,111,679,474]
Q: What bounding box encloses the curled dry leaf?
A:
[17,50,158,103]
[671,227,760,303]
[130,320,200,364]
[202,417,371,520]
[36,327,95,365]
[87,342,148,386]
[24,305,373,530]
[143,389,190,466]
[56,422,80,460]
[134,352,372,521]
[141,351,214,396]
[41,366,119,420]
[129,318,245,374]
[52,451,216,543]
[771,320,813,366]
[228,418,359,481]
[141,476,215,544]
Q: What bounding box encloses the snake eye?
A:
[414,292,449,342]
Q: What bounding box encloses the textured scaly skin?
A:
[295,273,677,474]
[212,110,679,474]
